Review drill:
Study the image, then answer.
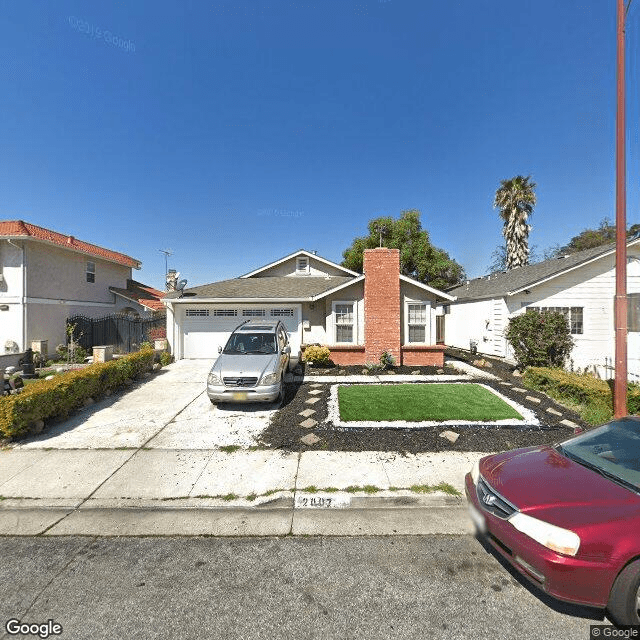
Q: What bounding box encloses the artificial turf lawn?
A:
[337,383,524,422]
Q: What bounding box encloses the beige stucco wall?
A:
[26,242,132,302]
[322,281,365,345]
[399,280,439,345]
[255,255,350,278]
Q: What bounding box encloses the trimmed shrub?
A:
[159,352,173,366]
[524,367,640,424]
[506,311,574,369]
[302,345,332,367]
[0,347,155,438]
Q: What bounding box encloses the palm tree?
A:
[493,175,537,270]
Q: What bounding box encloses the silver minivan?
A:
[206,319,291,404]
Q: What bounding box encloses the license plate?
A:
[232,392,248,401]
[468,502,487,534]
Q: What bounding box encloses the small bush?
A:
[506,311,574,369]
[364,361,382,372]
[0,347,155,438]
[148,327,167,341]
[159,352,173,366]
[302,345,332,367]
[379,350,396,369]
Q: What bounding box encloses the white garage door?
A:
[181,306,301,359]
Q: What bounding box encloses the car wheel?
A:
[607,558,640,626]
[276,382,285,405]
[209,399,217,405]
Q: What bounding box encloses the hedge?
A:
[524,367,640,417]
[0,348,156,438]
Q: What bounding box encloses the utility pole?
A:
[614,0,630,418]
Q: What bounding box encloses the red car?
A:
[465,416,640,626]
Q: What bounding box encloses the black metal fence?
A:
[67,314,166,354]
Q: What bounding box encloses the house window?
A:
[86,261,95,283]
[527,307,584,335]
[270,308,295,317]
[186,309,210,317]
[296,257,309,274]
[407,303,428,343]
[334,302,354,343]
[242,309,266,317]
[213,309,237,317]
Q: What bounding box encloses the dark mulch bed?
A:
[259,349,588,453]
[299,363,460,376]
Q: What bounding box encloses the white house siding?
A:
[444,298,496,355]
[399,281,439,345]
[447,248,640,379]
[323,281,365,346]
[255,256,348,278]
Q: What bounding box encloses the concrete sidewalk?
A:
[0,448,479,536]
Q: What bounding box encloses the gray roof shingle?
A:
[448,240,639,302]
[166,276,356,300]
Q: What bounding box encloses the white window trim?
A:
[332,300,357,344]
[404,300,431,345]
[296,256,309,275]
[86,261,96,283]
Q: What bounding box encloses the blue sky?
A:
[1,1,639,290]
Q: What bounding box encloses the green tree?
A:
[545,218,639,258]
[341,210,465,290]
[493,175,537,270]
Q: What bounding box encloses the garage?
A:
[180,305,302,359]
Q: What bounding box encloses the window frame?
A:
[332,300,357,344]
[86,261,96,283]
[526,306,584,335]
[404,300,431,344]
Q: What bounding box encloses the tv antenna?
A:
[158,248,173,276]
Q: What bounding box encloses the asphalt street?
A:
[0,535,605,640]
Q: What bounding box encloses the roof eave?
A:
[238,249,359,278]
[398,274,456,301]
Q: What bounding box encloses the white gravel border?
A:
[327,382,539,429]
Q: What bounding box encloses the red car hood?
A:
[481,445,639,519]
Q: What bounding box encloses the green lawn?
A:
[337,383,524,422]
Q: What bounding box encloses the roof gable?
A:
[239,250,359,278]
[110,280,165,311]
[448,237,640,302]
[0,220,141,268]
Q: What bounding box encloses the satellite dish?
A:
[176,279,188,293]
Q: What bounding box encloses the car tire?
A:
[607,558,640,626]
[209,399,217,405]
[276,382,285,406]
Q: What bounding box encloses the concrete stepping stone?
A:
[499,381,512,386]
[300,433,320,446]
[299,409,316,418]
[561,419,579,428]
[305,397,320,405]
[513,387,527,393]
[546,407,562,416]
[525,396,541,403]
[309,383,323,388]
[299,418,318,429]
[439,430,459,443]
[308,389,323,395]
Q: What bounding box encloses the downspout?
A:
[7,239,26,351]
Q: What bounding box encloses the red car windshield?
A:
[557,418,640,493]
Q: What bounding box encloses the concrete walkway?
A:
[0,359,491,537]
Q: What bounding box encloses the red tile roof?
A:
[0,220,141,268]
[110,280,166,311]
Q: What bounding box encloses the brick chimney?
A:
[364,248,401,364]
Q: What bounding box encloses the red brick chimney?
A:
[364,248,401,364]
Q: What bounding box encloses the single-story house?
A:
[444,238,640,380]
[0,220,164,355]
[164,248,455,365]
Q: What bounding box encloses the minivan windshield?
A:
[223,333,277,355]
[556,418,640,492]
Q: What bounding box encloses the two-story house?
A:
[0,220,164,355]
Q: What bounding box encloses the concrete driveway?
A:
[12,359,277,450]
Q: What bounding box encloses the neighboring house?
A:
[0,220,163,355]
[444,238,640,379]
[164,248,454,365]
